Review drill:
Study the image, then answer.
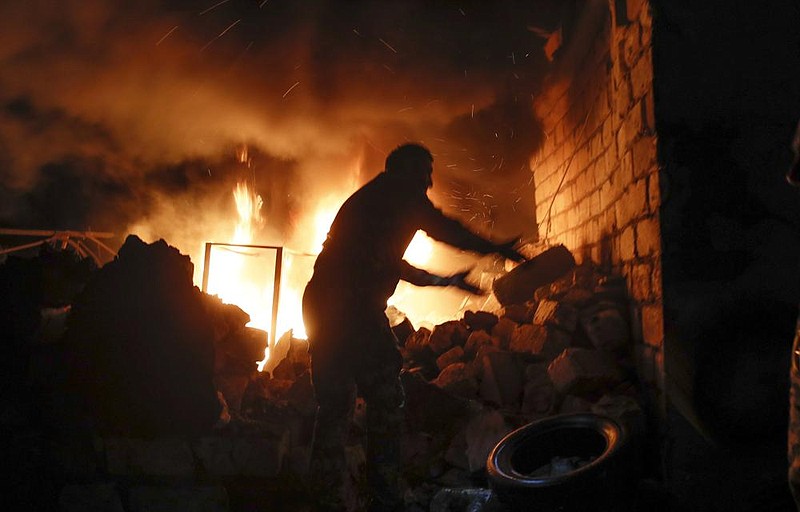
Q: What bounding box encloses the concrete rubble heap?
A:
[5,237,644,511]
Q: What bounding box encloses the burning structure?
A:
[1,0,800,511]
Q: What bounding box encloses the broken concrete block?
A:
[463,310,499,332]
[463,330,494,357]
[471,344,502,377]
[560,287,595,307]
[492,244,576,306]
[433,362,478,398]
[547,348,624,396]
[522,379,556,416]
[502,303,534,324]
[579,302,630,352]
[559,395,593,414]
[464,409,513,472]
[127,485,229,512]
[510,324,570,360]
[533,299,578,332]
[509,324,547,354]
[491,317,518,349]
[436,346,465,371]
[405,327,432,355]
[429,320,469,354]
[479,351,523,408]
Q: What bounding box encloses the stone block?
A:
[464,409,513,472]
[463,310,499,332]
[436,346,465,371]
[509,324,547,355]
[104,438,195,478]
[641,303,664,347]
[433,362,478,398]
[463,330,494,357]
[491,317,518,349]
[501,303,535,324]
[631,135,656,179]
[405,327,432,355]
[479,351,523,408]
[521,364,556,416]
[127,485,229,512]
[579,302,630,352]
[547,348,624,396]
[429,320,469,354]
[533,299,578,332]
[636,215,660,256]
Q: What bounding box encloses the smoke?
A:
[0,0,554,252]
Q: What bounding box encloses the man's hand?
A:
[493,236,526,262]
[442,270,483,294]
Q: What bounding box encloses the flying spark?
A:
[199,0,230,16]
[379,38,398,54]
[200,19,241,52]
[156,26,179,46]
[283,81,300,98]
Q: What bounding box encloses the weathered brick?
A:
[463,330,494,357]
[631,136,656,179]
[579,301,630,352]
[434,362,479,398]
[642,91,656,134]
[629,261,652,301]
[429,320,469,354]
[641,303,664,347]
[626,0,645,24]
[619,225,636,261]
[651,260,663,298]
[636,215,661,256]
[614,78,632,120]
[620,105,643,151]
[621,23,641,69]
[630,50,652,100]
[647,172,661,211]
[616,178,647,226]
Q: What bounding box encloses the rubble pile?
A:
[397,264,640,424]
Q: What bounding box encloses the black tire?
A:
[487,413,633,512]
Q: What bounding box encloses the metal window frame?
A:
[201,242,283,347]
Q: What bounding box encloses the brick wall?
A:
[531,0,664,413]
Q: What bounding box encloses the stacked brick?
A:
[530,0,663,412]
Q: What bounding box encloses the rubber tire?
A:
[487,413,633,512]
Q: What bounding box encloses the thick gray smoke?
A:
[0,0,557,250]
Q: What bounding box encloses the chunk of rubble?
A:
[579,302,630,351]
[405,327,433,355]
[463,330,494,358]
[463,310,499,332]
[479,351,523,408]
[501,303,535,324]
[490,317,517,349]
[509,324,570,360]
[533,299,578,332]
[433,362,478,398]
[521,364,556,416]
[429,320,469,354]
[436,346,465,371]
[547,347,624,396]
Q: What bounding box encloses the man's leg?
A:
[310,353,356,510]
[357,338,406,512]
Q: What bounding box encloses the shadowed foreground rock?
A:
[65,235,221,436]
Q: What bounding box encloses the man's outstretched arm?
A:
[399,260,482,294]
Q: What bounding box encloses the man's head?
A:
[385,143,434,190]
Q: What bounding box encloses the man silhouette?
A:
[302,143,524,511]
